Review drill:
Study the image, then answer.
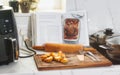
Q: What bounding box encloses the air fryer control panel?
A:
[0,10,15,37]
[0,18,13,35]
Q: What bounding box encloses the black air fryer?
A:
[0,6,19,65]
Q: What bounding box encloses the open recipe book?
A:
[32,11,89,46]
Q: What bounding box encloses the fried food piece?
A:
[58,51,62,54]
[58,51,66,58]
[45,53,51,57]
[43,56,53,63]
[40,51,69,64]
[60,58,68,64]
[54,55,62,62]
[50,52,57,57]
[40,54,48,61]
[40,53,51,60]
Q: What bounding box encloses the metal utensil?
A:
[79,50,97,61]
[86,51,101,62]
[85,53,97,61]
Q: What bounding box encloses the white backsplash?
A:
[66,0,120,34]
[14,0,120,46]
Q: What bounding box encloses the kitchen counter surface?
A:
[0,51,120,75]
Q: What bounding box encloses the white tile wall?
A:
[14,13,32,48]
[66,0,120,34]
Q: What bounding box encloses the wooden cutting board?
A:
[34,52,112,71]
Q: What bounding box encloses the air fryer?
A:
[0,6,19,65]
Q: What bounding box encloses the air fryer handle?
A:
[10,38,19,60]
[99,45,114,50]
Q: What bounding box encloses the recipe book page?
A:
[32,11,89,46]
[33,12,63,45]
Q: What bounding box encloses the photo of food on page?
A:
[63,18,80,41]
